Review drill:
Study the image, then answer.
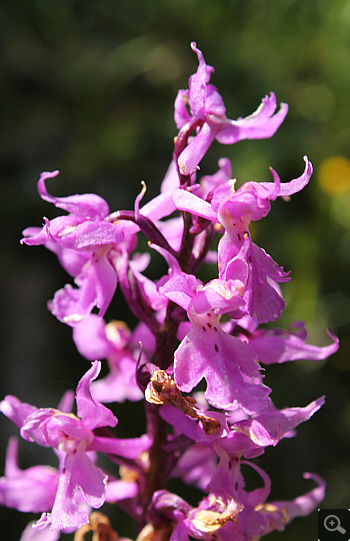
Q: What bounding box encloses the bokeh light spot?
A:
[317,156,350,195]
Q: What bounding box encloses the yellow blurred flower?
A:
[317,156,350,195]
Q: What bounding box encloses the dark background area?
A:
[1,1,349,539]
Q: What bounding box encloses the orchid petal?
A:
[38,171,109,219]
[76,361,118,431]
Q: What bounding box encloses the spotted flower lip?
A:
[175,42,288,176]
[174,308,272,413]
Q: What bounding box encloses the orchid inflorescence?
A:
[0,42,338,541]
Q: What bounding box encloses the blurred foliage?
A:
[0,0,349,540]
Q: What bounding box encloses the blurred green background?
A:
[1,0,349,539]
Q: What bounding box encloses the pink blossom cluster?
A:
[1,43,338,540]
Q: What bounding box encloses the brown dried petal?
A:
[135,522,176,541]
[145,370,221,434]
[73,512,122,541]
[191,509,235,533]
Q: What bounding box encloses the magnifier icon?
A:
[324,515,346,534]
